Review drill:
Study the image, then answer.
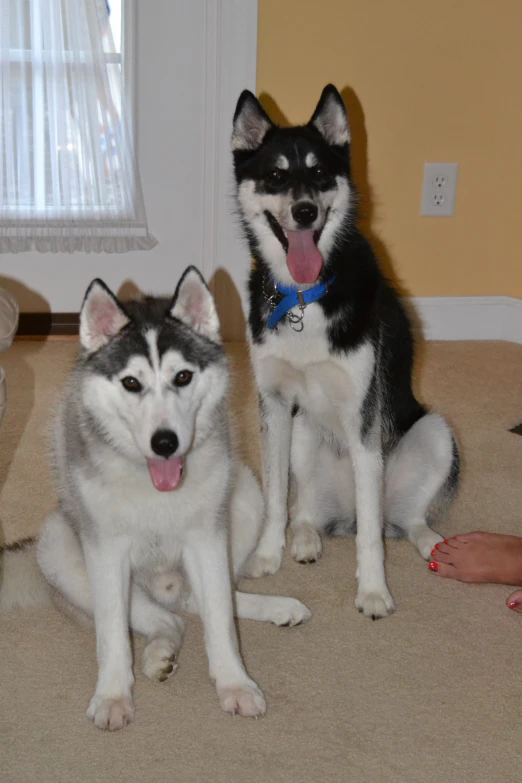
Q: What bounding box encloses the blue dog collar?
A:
[267,274,336,330]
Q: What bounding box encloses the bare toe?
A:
[441,537,464,550]
[452,534,471,545]
[507,589,522,613]
[428,560,458,578]
[432,542,455,560]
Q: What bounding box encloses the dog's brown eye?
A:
[121,376,142,393]
[268,169,285,183]
[174,370,193,387]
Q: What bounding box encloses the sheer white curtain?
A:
[0,0,156,253]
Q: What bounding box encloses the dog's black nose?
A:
[292,201,318,227]
[151,429,179,458]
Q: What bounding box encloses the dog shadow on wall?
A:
[0,277,48,549]
[120,274,247,345]
[209,268,247,343]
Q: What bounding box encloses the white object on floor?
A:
[0,288,18,353]
[0,287,19,426]
[0,367,6,427]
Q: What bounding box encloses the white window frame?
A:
[121,0,137,151]
[3,0,137,217]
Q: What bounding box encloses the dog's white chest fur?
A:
[74,442,229,569]
[259,304,331,364]
[251,304,375,436]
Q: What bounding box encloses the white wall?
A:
[0,0,257,326]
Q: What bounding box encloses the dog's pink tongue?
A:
[147,458,183,491]
[286,230,323,284]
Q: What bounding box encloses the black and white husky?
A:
[232,85,460,619]
[0,267,310,730]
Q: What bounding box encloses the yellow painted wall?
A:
[257,0,522,298]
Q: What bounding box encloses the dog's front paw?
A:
[87,694,135,731]
[142,637,180,682]
[291,524,322,564]
[245,544,284,578]
[269,596,312,627]
[355,588,396,620]
[414,529,444,560]
[217,681,266,718]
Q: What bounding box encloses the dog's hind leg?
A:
[384,413,459,559]
[288,415,323,564]
[38,512,184,683]
[234,591,311,626]
[37,511,95,627]
[182,586,312,628]
[181,585,311,628]
[130,585,184,684]
[178,464,311,627]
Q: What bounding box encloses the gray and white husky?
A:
[232,85,460,619]
[0,266,310,731]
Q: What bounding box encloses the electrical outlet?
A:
[420,162,458,216]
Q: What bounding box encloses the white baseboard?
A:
[410,296,522,343]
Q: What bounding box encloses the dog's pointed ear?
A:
[309,85,350,147]
[80,279,130,353]
[232,90,273,152]
[170,266,221,343]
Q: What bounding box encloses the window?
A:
[0,0,155,253]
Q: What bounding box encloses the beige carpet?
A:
[1,339,521,783]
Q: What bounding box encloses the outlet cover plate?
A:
[420,162,458,217]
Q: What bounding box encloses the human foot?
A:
[428,531,522,585]
[507,589,522,613]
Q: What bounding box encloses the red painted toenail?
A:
[435,543,440,549]
[429,561,438,572]
[444,539,448,544]
[509,600,519,609]
[453,536,457,539]
[431,549,436,557]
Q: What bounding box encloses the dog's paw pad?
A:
[270,597,312,627]
[291,526,322,564]
[244,548,284,578]
[414,530,444,560]
[218,683,266,718]
[87,695,135,731]
[355,589,396,619]
[142,637,180,682]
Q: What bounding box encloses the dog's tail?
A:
[0,537,51,612]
